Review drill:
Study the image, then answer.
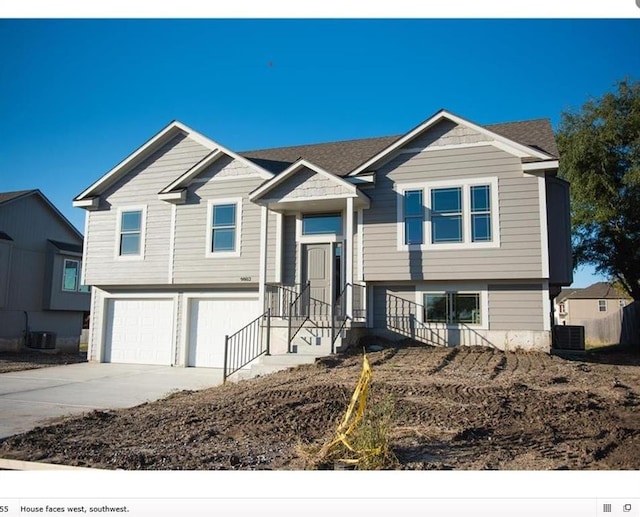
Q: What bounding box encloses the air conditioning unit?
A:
[553,325,585,351]
[29,331,57,350]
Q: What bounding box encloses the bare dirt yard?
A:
[0,343,639,470]
[0,351,86,374]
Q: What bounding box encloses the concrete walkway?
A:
[0,363,223,439]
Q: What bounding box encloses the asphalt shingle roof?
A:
[48,239,83,254]
[557,282,631,302]
[0,190,37,205]
[240,118,557,176]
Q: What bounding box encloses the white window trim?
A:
[296,212,344,244]
[206,197,242,258]
[62,259,80,292]
[598,299,607,312]
[415,283,489,330]
[115,205,147,261]
[395,177,500,251]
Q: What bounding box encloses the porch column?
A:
[346,196,354,318]
[258,205,268,311]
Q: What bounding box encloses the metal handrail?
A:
[223,308,271,383]
[265,283,305,318]
[287,282,310,353]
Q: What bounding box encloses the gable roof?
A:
[0,189,83,241]
[240,115,557,177]
[241,135,400,177]
[0,189,38,205]
[557,282,631,302]
[74,121,273,203]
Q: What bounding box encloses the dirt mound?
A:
[1,346,639,470]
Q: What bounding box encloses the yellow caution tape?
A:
[327,354,375,459]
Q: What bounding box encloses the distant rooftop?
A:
[557,282,631,302]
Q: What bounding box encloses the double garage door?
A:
[103,296,260,367]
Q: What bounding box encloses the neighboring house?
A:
[73,109,572,369]
[0,190,90,351]
[555,282,632,325]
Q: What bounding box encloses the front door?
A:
[302,243,332,317]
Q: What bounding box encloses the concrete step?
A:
[259,354,318,365]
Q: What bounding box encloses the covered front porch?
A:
[251,158,370,342]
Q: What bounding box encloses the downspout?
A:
[23,310,29,348]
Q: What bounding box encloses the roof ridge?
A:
[239,134,400,154]
[240,116,553,155]
[487,117,551,126]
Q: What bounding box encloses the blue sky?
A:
[1,19,638,287]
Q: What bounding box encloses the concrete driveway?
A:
[0,363,223,439]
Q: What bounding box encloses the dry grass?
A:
[299,393,399,470]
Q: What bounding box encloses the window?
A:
[119,209,142,256]
[470,185,492,242]
[62,260,79,291]
[558,302,566,314]
[431,187,463,243]
[424,292,481,325]
[403,190,423,244]
[396,178,498,251]
[62,259,90,292]
[207,199,242,257]
[212,204,236,252]
[302,213,342,235]
[598,300,607,312]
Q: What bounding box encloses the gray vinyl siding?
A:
[545,177,572,286]
[264,167,351,202]
[0,195,86,314]
[172,158,266,285]
[409,120,492,150]
[44,251,90,311]
[0,194,87,347]
[488,283,544,331]
[372,285,416,329]
[84,134,210,285]
[282,215,297,285]
[363,144,543,281]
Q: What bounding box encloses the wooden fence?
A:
[575,301,640,347]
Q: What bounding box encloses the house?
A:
[0,190,90,352]
[73,109,572,371]
[555,282,632,325]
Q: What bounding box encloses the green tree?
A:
[557,79,640,300]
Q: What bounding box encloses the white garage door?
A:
[104,299,174,365]
[188,297,261,368]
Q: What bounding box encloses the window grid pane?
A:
[470,185,492,243]
[63,261,79,291]
[431,188,462,243]
[213,204,236,227]
[121,211,141,232]
[453,293,481,324]
[404,190,423,245]
[424,293,448,323]
[302,214,342,235]
[120,233,141,255]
